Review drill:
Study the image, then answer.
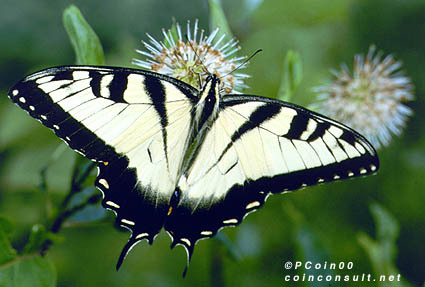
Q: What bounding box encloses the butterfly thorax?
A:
[193,74,221,134]
[179,74,222,180]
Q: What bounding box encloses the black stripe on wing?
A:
[285,113,309,139]
[52,70,74,81]
[231,103,281,141]
[144,76,169,163]
[89,71,103,98]
[108,71,129,102]
[213,103,281,165]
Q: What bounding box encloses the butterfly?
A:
[9,65,379,275]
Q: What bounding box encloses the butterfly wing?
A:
[165,94,379,258]
[9,66,199,266]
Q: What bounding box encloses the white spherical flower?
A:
[313,46,414,149]
[133,20,250,93]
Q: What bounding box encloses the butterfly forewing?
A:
[9,66,199,262]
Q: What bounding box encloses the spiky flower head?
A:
[313,46,414,149]
[133,20,249,93]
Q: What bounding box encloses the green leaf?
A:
[277,50,303,102]
[295,226,333,286]
[63,5,104,65]
[23,225,48,255]
[286,202,333,284]
[208,0,233,39]
[0,220,17,266]
[73,159,96,186]
[38,143,68,193]
[242,0,263,15]
[68,186,96,207]
[22,224,64,256]
[68,187,106,223]
[68,204,107,223]
[169,20,178,41]
[357,203,408,287]
[0,217,14,236]
[295,226,329,267]
[0,256,57,287]
[235,224,261,257]
[215,233,242,262]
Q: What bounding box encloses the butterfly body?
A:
[9,66,379,273]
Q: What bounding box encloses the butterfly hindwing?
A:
[165,94,379,256]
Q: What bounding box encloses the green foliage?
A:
[285,202,333,286]
[0,256,57,287]
[63,5,104,65]
[23,225,49,254]
[295,226,333,287]
[23,225,63,255]
[0,217,14,237]
[358,203,398,275]
[277,50,303,102]
[68,187,107,223]
[357,203,411,287]
[215,233,242,262]
[0,218,17,266]
[0,220,57,287]
[208,0,233,38]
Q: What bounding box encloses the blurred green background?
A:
[0,0,424,286]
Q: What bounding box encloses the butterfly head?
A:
[199,73,221,102]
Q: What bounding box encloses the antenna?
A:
[185,34,210,75]
[185,34,211,88]
[220,49,262,79]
